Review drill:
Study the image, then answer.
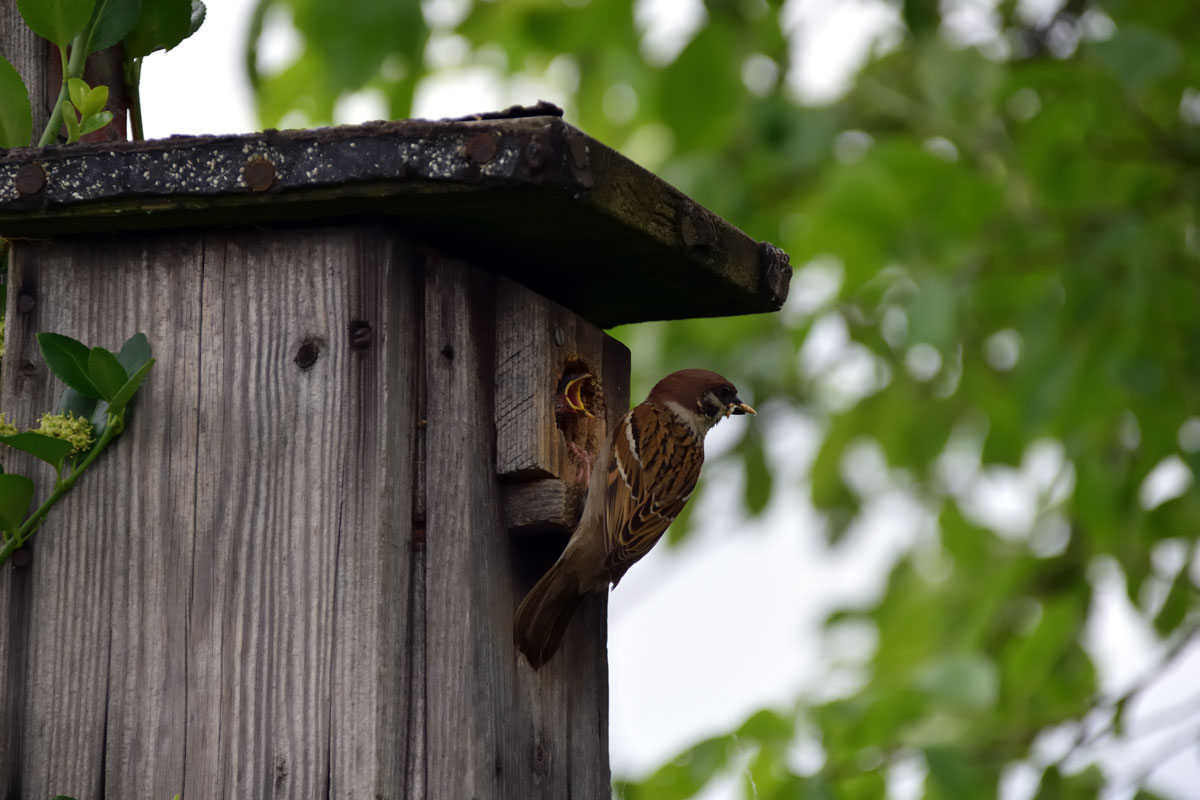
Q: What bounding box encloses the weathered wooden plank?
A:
[176,227,342,799]
[325,232,421,799]
[422,256,519,798]
[183,226,424,800]
[502,479,584,534]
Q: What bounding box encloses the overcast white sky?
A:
[138,2,1200,798]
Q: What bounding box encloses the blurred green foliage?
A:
[249,0,1199,796]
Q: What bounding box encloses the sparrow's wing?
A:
[603,403,704,583]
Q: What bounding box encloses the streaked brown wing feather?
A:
[604,403,704,583]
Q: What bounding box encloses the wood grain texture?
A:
[495,276,627,483]
[0,0,53,138]
[0,226,424,799]
[423,256,513,798]
[502,479,583,535]
[0,224,615,799]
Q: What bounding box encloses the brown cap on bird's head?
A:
[646,369,756,419]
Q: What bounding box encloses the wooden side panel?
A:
[0,227,615,800]
[0,226,420,800]
[180,226,419,800]
[326,233,421,800]
[0,233,206,800]
[423,256,519,798]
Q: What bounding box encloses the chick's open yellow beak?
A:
[562,374,594,417]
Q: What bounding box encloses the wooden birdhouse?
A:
[0,103,791,799]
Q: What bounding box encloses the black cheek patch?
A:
[701,397,721,419]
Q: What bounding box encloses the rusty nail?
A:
[441,344,455,360]
[244,158,276,192]
[16,293,35,313]
[12,548,31,568]
[349,320,372,350]
[466,133,497,164]
[678,203,716,249]
[524,140,545,168]
[553,326,564,346]
[14,164,46,196]
[294,340,320,369]
[18,359,36,377]
[679,214,697,247]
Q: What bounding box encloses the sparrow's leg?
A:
[567,440,592,486]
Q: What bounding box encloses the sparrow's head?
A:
[647,369,756,435]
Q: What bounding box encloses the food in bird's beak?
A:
[731,400,756,416]
[562,374,594,417]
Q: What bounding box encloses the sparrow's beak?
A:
[730,398,756,416]
[562,374,594,417]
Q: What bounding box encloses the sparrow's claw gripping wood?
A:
[515,368,755,669]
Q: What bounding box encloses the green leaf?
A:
[123,0,193,57]
[923,746,978,797]
[68,77,88,111]
[37,332,102,398]
[56,385,98,420]
[916,653,999,712]
[0,473,34,535]
[87,346,127,400]
[188,0,205,37]
[79,110,113,135]
[117,332,152,374]
[659,24,743,151]
[0,431,74,471]
[79,82,108,118]
[736,708,795,745]
[105,357,154,417]
[1034,764,1104,798]
[55,385,109,440]
[89,0,142,51]
[1152,571,1195,635]
[0,56,33,148]
[18,0,96,49]
[1091,27,1183,94]
[62,105,81,143]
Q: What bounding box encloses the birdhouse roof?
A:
[0,104,790,327]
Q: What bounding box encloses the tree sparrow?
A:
[514,368,755,669]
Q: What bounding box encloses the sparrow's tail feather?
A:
[514,561,585,670]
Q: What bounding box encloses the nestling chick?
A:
[514,368,755,669]
[555,372,596,484]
